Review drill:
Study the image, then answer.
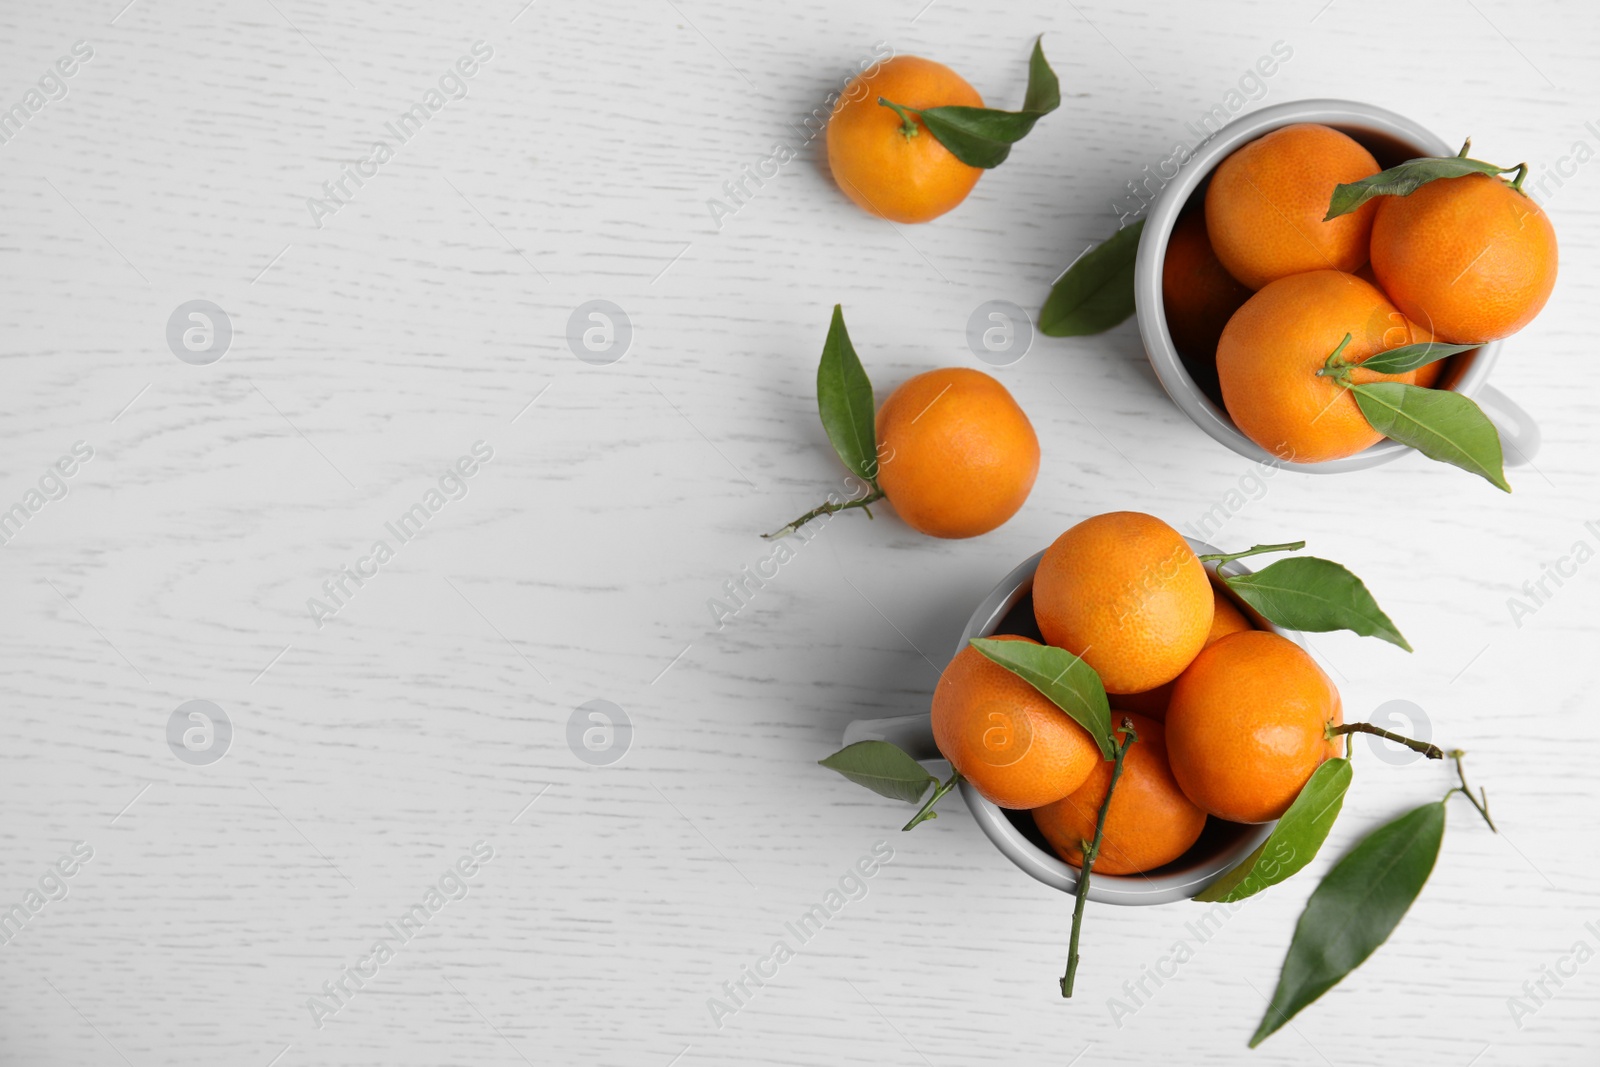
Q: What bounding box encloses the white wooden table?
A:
[1,0,1596,1064]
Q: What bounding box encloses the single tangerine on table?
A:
[1031,512,1213,696]
[1371,171,1558,343]
[1216,269,1439,463]
[1032,713,1206,876]
[874,368,1038,539]
[826,55,984,223]
[1204,123,1381,289]
[1165,630,1344,824]
[931,636,1099,810]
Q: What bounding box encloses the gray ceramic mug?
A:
[1131,98,1541,473]
[840,538,1304,905]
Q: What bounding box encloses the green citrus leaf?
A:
[1350,381,1510,492]
[1250,800,1446,1047]
[818,741,936,804]
[1019,36,1061,114]
[1223,556,1411,651]
[1195,758,1352,903]
[968,638,1114,758]
[1354,340,1481,376]
[1038,219,1143,337]
[915,107,1037,169]
[1325,153,1515,220]
[886,37,1059,170]
[814,304,878,483]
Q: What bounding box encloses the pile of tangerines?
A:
[936,511,1342,874]
[782,32,1517,1047]
[1166,122,1557,465]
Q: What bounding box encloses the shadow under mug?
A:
[841,539,1307,905]
[1131,97,1542,473]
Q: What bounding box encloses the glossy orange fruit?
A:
[1162,209,1254,358]
[826,55,983,223]
[1032,512,1213,695]
[1165,631,1344,824]
[1217,270,1438,463]
[874,368,1038,539]
[1033,713,1206,876]
[1110,683,1171,718]
[1116,585,1254,718]
[1204,585,1254,643]
[931,636,1100,809]
[1205,123,1381,289]
[1353,263,1446,388]
[1371,172,1558,343]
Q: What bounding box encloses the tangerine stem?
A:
[762,486,886,539]
[1457,137,1472,158]
[877,97,921,139]
[902,768,963,831]
[1446,749,1497,832]
[1327,722,1443,760]
[1314,333,1356,381]
[1509,162,1530,194]
[1062,718,1137,998]
[1196,541,1306,566]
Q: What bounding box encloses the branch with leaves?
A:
[1324,138,1528,220]
[765,305,885,540]
[817,742,966,831]
[879,37,1060,169]
[1250,750,1496,1046]
[1063,717,1136,997]
[1196,540,1411,650]
[1317,333,1509,491]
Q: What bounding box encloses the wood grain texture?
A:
[0,0,1596,1063]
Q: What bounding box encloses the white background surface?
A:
[1,0,1597,1064]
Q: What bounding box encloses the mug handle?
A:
[841,713,942,762]
[1475,384,1541,467]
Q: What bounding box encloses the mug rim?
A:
[1131,97,1504,473]
[955,539,1301,905]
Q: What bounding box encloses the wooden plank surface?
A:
[0,0,1596,1063]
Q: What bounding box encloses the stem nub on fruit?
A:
[1315,333,1357,387]
[877,97,921,140]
